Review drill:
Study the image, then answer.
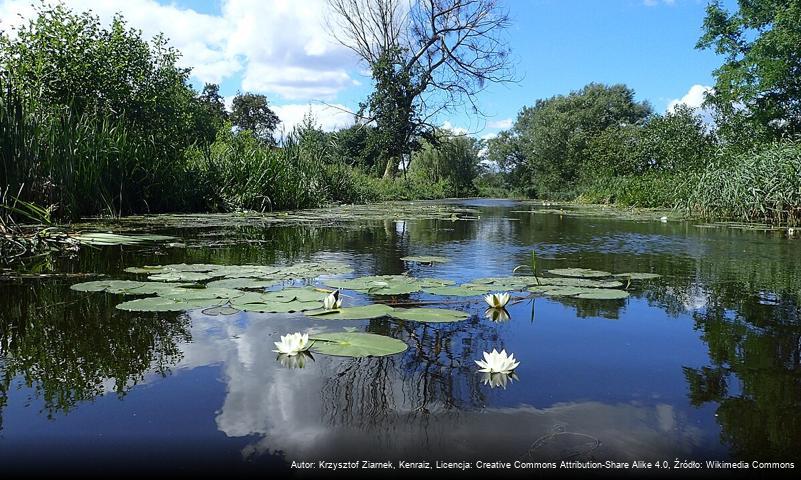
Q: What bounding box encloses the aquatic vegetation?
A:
[272,333,311,356]
[306,304,395,320]
[276,351,313,369]
[323,290,342,310]
[484,292,511,308]
[475,349,520,374]
[421,286,481,296]
[388,307,469,323]
[310,332,408,357]
[547,268,613,278]
[480,371,518,389]
[68,233,176,246]
[400,255,450,264]
[324,274,454,295]
[484,307,510,323]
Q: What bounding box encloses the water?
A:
[1,199,799,474]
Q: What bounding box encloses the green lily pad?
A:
[124,266,168,274]
[70,280,146,293]
[305,304,395,320]
[547,268,612,278]
[422,286,481,296]
[124,282,194,295]
[148,271,218,282]
[261,286,329,303]
[613,272,661,280]
[539,277,623,288]
[160,287,246,301]
[201,305,241,316]
[230,299,321,313]
[116,296,223,312]
[401,255,450,263]
[388,308,469,323]
[576,289,630,300]
[206,277,284,289]
[311,332,407,358]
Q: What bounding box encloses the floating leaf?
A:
[230,299,321,313]
[261,286,329,303]
[116,296,222,312]
[311,332,407,358]
[124,266,167,274]
[613,272,661,280]
[389,307,469,323]
[422,286,481,296]
[201,305,241,316]
[305,304,395,320]
[576,289,630,300]
[401,255,450,263]
[70,280,145,293]
[124,282,194,295]
[160,287,246,301]
[547,268,612,278]
[148,271,218,282]
[539,277,623,289]
[206,277,284,289]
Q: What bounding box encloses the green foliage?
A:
[230,92,281,143]
[409,132,482,197]
[697,0,801,144]
[689,140,801,225]
[491,83,652,197]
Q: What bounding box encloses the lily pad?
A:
[160,287,246,301]
[613,272,661,280]
[70,280,146,293]
[201,305,241,316]
[422,286,481,296]
[576,289,630,300]
[261,286,329,303]
[311,332,408,358]
[116,296,223,312]
[388,308,469,323]
[206,277,284,290]
[305,304,395,320]
[149,271,221,282]
[547,268,612,278]
[539,277,623,289]
[401,255,450,263]
[230,299,321,313]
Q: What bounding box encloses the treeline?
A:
[0,4,484,222]
[487,0,801,225]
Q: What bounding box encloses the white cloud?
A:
[487,118,513,130]
[0,0,360,100]
[441,120,468,135]
[667,84,713,112]
[273,103,356,134]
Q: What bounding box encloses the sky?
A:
[0,0,730,138]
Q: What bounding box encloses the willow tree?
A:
[328,0,514,178]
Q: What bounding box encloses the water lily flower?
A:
[480,371,518,389]
[484,292,510,309]
[323,290,342,310]
[273,332,311,356]
[277,351,313,369]
[484,307,510,323]
[475,349,520,374]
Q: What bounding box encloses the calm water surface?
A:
[1,199,799,474]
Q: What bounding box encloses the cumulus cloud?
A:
[667,84,713,112]
[0,0,360,100]
[441,120,468,135]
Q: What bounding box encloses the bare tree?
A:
[327,0,514,178]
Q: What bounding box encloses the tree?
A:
[327,0,515,178]
[192,83,228,146]
[230,92,280,143]
[697,0,801,143]
[496,83,651,197]
[410,131,482,196]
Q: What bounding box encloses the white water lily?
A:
[484,307,510,323]
[323,290,342,310]
[480,371,518,389]
[484,292,510,308]
[475,349,520,374]
[277,351,313,369]
[273,332,311,356]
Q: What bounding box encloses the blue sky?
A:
[0,0,730,136]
